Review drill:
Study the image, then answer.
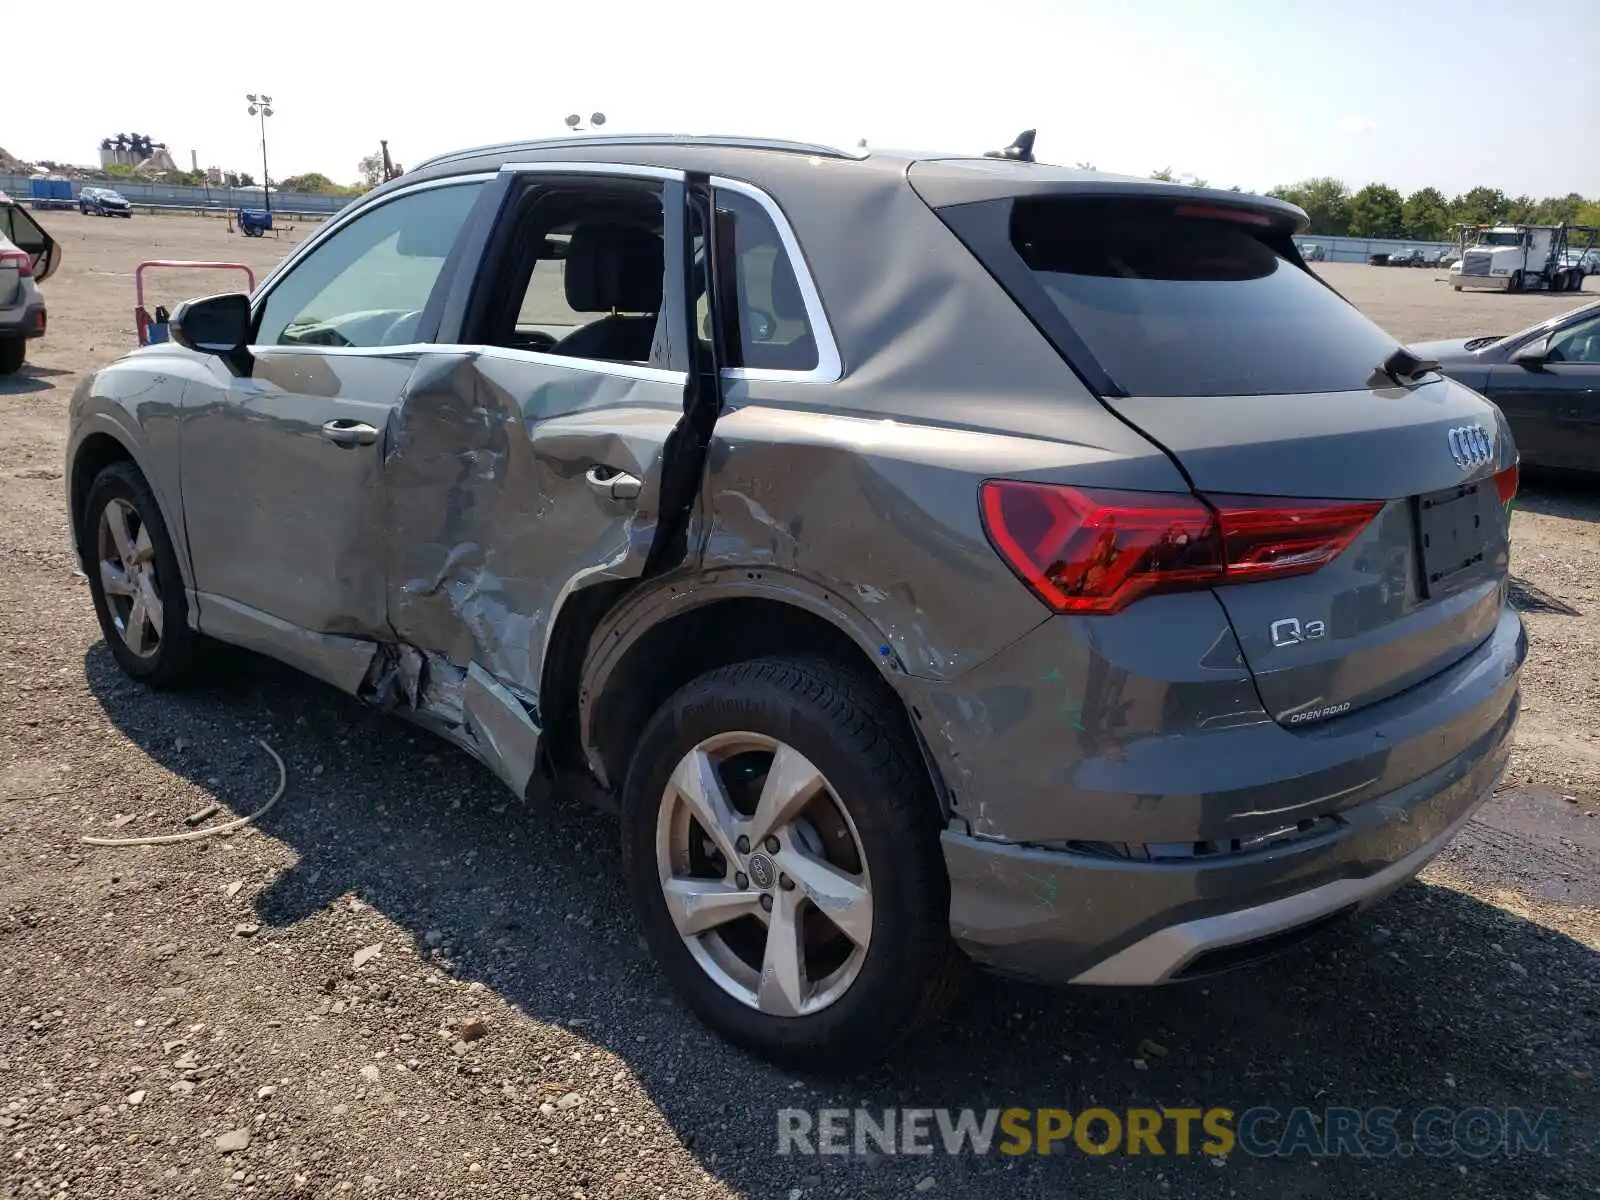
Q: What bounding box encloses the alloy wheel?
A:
[96,497,164,658]
[655,732,873,1017]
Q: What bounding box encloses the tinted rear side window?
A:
[1010,199,1401,397]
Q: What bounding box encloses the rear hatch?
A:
[919,179,1515,727]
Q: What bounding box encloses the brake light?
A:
[1173,204,1274,227]
[0,249,30,278]
[978,481,1382,615]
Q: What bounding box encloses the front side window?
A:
[1549,315,1600,364]
[254,181,484,348]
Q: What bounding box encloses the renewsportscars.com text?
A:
[776,1106,1559,1159]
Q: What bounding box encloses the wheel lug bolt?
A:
[734,835,750,854]
[760,894,774,913]
[763,836,780,853]
[778,874,795,892]
[734,872,749,889]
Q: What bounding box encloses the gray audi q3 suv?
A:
[66,134,1525,1067]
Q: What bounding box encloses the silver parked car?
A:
[0,192,58,375]
[66,135,1525,1067]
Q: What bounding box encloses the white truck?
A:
[1450,222,1597,293]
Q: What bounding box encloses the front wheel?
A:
[82,463,205,687]
[622,656,962,1069]
[1508,271,1523,292]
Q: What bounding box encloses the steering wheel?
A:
[383,309,426,346]
[520,330,559,353]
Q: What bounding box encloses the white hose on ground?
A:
[81,738,287,847]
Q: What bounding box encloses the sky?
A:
[12,0,1599,199]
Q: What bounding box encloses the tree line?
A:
[1262,178,1600,242]
[1075,166,1599,240]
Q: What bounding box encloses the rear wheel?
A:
[0,338,23,375]
[82,463,205,687]
[621,656,962,1069]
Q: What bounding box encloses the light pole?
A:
[563,112,607,133]
[246,94,274,214]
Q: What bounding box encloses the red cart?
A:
[135,260,256,346]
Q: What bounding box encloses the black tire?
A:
[1509,271,1523,293]
[0,338,24,376]
[82,462,205,687]
[621,656,963,1070]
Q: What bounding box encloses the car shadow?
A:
[0,364,68,395]
[1508,575,1582,617]
[83,642,1598,1198]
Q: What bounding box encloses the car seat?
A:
[553,224,663,363]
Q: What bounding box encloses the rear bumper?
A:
[927,601,1524,986]
[0,299,47,340]
[943,699,1511,984]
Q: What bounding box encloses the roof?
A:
[390,134,1307,230]
[412,133,868,172]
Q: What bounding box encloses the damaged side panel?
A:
[370,348,687,794]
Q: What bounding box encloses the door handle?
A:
[321,419,379,448]
[585,464,643,501]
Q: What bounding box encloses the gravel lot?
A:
[1,214,1596,1199]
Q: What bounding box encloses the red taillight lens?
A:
[0,250,30,278]
[1207,495,1385,584]
[979,481,1383,615]
[1493,462,1518,506]
[978,481,1219,614]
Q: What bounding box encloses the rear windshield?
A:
[1010,199,1402,397]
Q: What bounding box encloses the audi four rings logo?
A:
[1448,424,1493,471]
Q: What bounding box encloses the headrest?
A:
[564,224,663,313]
[767,250,807,320]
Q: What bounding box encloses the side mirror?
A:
[170,293,252,356]
[1511,334,1551,367]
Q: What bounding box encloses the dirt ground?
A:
[1,213,1596,1200]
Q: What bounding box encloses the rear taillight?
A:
[1493,461,1518,507]
[0,250,30,278]
[978,480,1382,615]
[1206,495,1386,584]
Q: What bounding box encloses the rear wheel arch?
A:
[564,577,947,810]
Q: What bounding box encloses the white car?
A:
[0,194,59,375]
[1561,248,1600,277]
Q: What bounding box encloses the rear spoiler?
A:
[906,160,1308,234]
